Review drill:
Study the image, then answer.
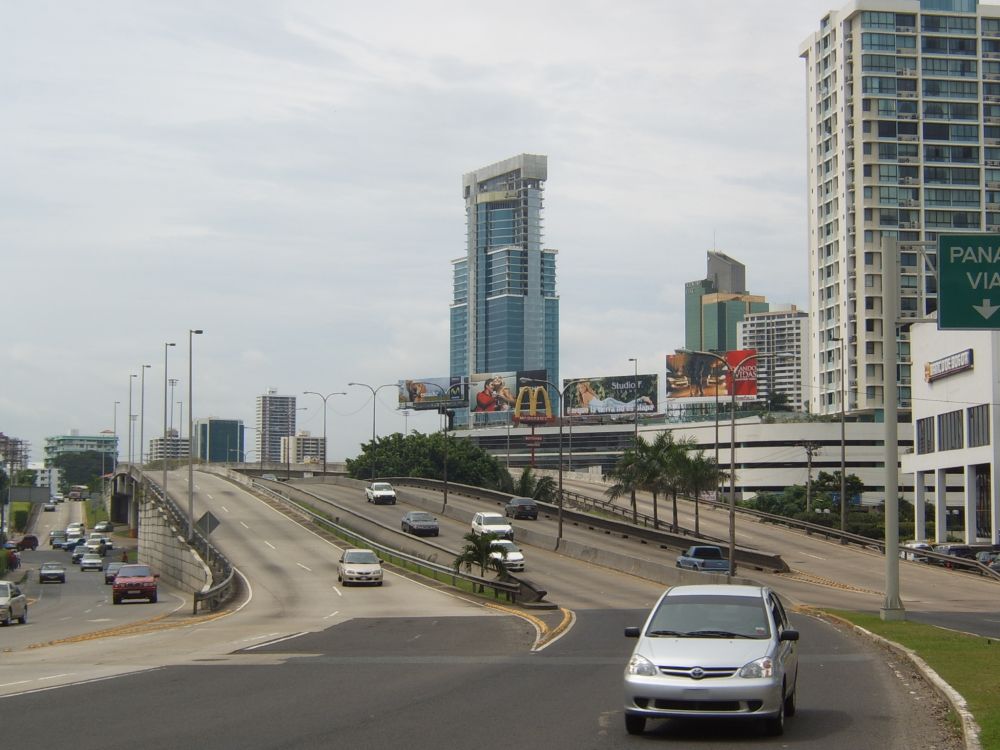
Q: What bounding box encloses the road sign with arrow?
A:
[938,234,1000,329]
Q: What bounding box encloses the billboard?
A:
[398,377,468,410]
[563,374,658,415]
[470,369,554,424]
[665,350,758,400]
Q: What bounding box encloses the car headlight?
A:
[626,654,658,677]
[739,657,775,678]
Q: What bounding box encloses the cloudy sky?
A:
[3,1,837,463]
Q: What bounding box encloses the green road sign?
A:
[938,234,1000,329]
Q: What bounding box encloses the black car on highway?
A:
[401,511,439,537]
[504,497,538,520]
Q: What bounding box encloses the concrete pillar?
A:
[913,473,926,542]
[935,468,949,543]
[965,464,977,544]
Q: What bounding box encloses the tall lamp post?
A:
[138,364,151,465]
[302,391,345,477]
[348,382,396,481]
[830,334,849,536]
[628,357,640,523]
[187,329,203,541]
[162,342,176,500]
[113,400,120,472]
[127,373,137,464]
[682,348,770,580]
[406,380,464,512]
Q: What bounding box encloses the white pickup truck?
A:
[365,482,397,505]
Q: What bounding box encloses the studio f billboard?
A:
[563,375,658,415]
[665,350,758,400]
[398,377,467,410]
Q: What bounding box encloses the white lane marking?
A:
[0,681,32,688]
[243,632,308,651]
[207,494,214,500]
[323,610,340,620]
[264,541,276,550]
[221,506,230,513]
[332,587,342,597]
[296,562,312,571]
[38,674,73,681]
[803,553,826,560]
[240,521,249,529]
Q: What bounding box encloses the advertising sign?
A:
[924,349,974,383]
[563,375,658,415]
[470,372,519,413]
[665,350,758,400]
[398,377,467,410]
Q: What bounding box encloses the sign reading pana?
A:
[938,234,1000,329]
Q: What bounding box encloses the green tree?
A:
[511,467,556,503]
[51,451,107,492]
[681,449,727,537]
[605,439,646,522]
[453,531,505,582]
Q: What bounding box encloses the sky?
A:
[2,0,839,464]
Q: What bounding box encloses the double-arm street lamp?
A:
[830,334,849,536]
[348,382,396,481]
[681,348,774,580]
[128,373,138,464]
[187,328,203,541]
[303,391,346,477]
[139,364,152,465]
[162,342,176,501]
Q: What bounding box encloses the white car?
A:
[337,548,384,586]
[365,482,397,505]
[80,553,104,572]
[489,539,525,572]
[66,522,86,536]
[470,511,514,540]
[0,581,28,625]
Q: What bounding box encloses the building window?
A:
[917,417,935,454]
[938,409,964,451]
[968,404,990,448]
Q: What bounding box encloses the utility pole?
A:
[801,441,822,513]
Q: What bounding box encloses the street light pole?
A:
[628,357,639,525]
[348,382,396,481]
[187,329,203,541]
[162,342,175,500]
[139,364,151,465]
[406,380,463,512]
[128,373,137,464]
[303,391,346,477]
[831,334,848,535]
[168,378,178,435]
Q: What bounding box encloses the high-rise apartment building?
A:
[684,251,768,352]
[737,306,811,412]
[801,0,1000,417]
[43,430,116,466]
[148,430,190,462]
[450,154,559,413]
[256,390,296,462]
[280,432,326,464]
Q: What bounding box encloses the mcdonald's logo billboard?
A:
[512,384,554,425]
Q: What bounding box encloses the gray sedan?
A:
[39,561,67,583]
[401,511,439,537]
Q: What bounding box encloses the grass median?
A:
[828,610,999,748]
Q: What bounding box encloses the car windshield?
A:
[118,565,152,577]
[646,595,771,639]
[344,551,379,564]
[372,483,392,491]
[491,541,518,552]
[42,563,61,570]
[483,517,507,526]
[692,547,724,559]
[410,513,434,522]
[0,583,10,597]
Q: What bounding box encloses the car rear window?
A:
[483,516,507,525]
[693,547,723,559]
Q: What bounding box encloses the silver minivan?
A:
[623,584,799,736]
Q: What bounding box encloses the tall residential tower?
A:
[255,389,296,463]
[450,154,559,406]
[801,0,1000,417]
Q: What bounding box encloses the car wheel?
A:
[764,693,785,736]
[1,613,10,626]
[624,714,646,735]
[434,530,439,537]
[150,593,158,604]
[784,679,797,717]
[113,596,121,605]
[377,581,384,586]
[18,607,27,625]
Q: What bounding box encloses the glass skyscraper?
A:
[450,154,559,416]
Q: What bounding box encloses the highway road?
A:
[0,472,965,747]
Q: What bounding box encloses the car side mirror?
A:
[339,557,344,563]
[154,574,160,579]
[624,626,641,638]
[779,629,799,642]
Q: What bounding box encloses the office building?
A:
[256,390,296,462]
[43,430,116,466]
[684,251,768,352]
[800,0,1000,417]
[450,154,559,420]
[280,431,326,464]
[193,418,244,463]
[737,306,811,412]
[148,430,190,462]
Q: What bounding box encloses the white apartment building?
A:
[280,432,326,464]
[256,389,296,463]
[148,430,190,462]
[800,0,1000,419]
[737,306,810,411]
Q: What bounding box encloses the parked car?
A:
[504,497,539,520]
[975,550,998,566]
[337,548,383,586]
[42,502,56,512]
[401,511,439,537]
[900,541,932,562]
[932,544,975,568]
[93,520,114,533]
[39,561,67,584]
[489,539,526,572]
[104,561,125,585]
[365,482,397,505]
[80,553,104,572]
[676,545,730,573]
[0,582,28,625]
[471,511,514,541]
[15,535,39,551]
[623,584,799,737]
[112,564,159,604]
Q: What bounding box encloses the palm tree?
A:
[512,466,557,503]
[605,438,647,522]
[681,449,727,537]
[453,532,504,585]
[644,432,688,533]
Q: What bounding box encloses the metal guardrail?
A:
[249,480,521,603]
[122,467,238,614]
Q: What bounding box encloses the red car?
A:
[112,563,159,604]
